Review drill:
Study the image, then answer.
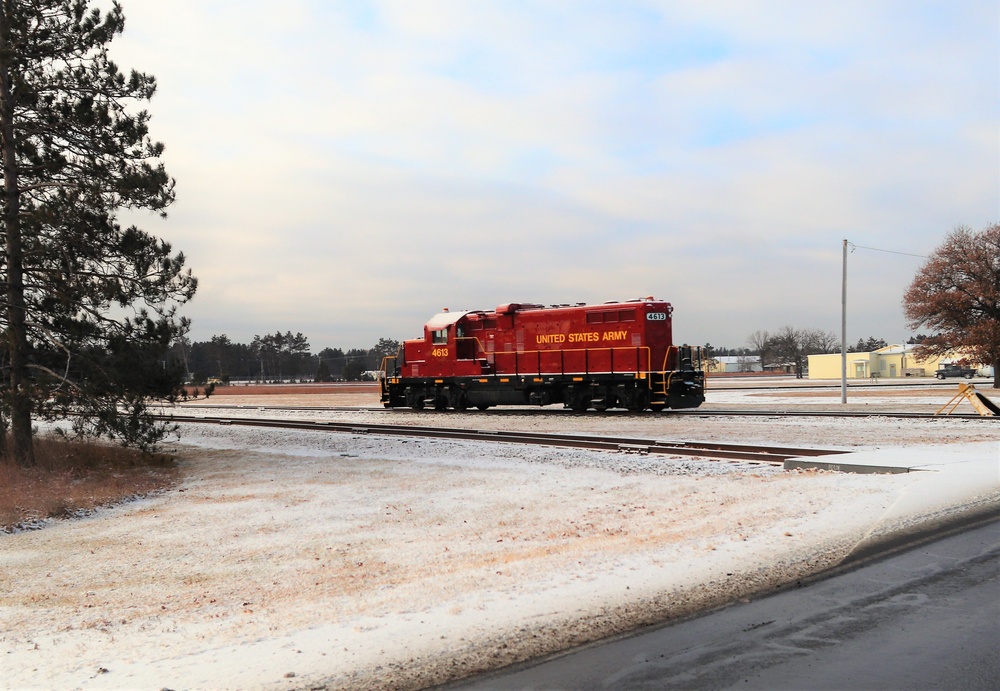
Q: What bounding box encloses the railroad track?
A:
[675,409,996,420]
[163,414,850,466]
[172,403,995,420]
[709,380,986,391]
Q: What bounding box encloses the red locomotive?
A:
[379,297,705,411]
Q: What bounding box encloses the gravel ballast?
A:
[1,383,998,689]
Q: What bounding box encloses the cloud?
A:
[110,0,998,350]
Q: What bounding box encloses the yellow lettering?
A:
[603,330,627,341]
[536,334,566,344]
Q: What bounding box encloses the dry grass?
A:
[0,435,177,532]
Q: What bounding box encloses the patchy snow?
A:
[1,387,998,690]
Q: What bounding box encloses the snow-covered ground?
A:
[1,385,998,690]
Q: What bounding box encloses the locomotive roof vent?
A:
[496,303,543,314]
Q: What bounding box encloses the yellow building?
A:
[808,344,952,380]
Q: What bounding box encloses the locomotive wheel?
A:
[405,388,425,410]
[650,403,666,412]
[476,404,490,411]
[451,391,469,411]
[627,390,648,412]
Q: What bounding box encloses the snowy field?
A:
[1,382,998,690]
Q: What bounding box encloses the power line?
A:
[839,238,930,404]
[847,242,928,259]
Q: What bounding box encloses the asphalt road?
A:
[453,516,1000,690]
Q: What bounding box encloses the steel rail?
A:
[707,381,977,391]
[171,403,995,420]
[161,414,849,465]
[674,409,996,420]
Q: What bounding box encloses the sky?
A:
[109,0,999,351]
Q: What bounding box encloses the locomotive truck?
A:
[378,297,705,412]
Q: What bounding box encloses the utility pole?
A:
[841,239,848,404]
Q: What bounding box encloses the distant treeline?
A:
[173,329,900,385]
[708,334,902,360]
[168,333,401,384]
[707,331,896,378]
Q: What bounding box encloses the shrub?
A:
[0,435,177,532]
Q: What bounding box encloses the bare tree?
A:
[802,328,840,356]
[769,326,804,377]
[746,330,772,370]
[767,326,838,378]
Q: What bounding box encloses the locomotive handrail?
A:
[378,355,399,399]
[455,336,489,360]
[391,341,702,387]
[656,346,677,397]
[378,355,400,378]
[444,337,704,380]
[452,337,656,380]
[489,345,654,378]
[656,345,708,398]
[661,346,674,374]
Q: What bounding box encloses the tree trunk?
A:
[0,410,8,459]
[0,12,36,467]
[993,355,999,389]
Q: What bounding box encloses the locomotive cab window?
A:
[432,328,448,344]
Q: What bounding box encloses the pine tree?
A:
[0,1,196,465]
[314,359,331,383]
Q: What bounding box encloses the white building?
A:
[710,355,762,373]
